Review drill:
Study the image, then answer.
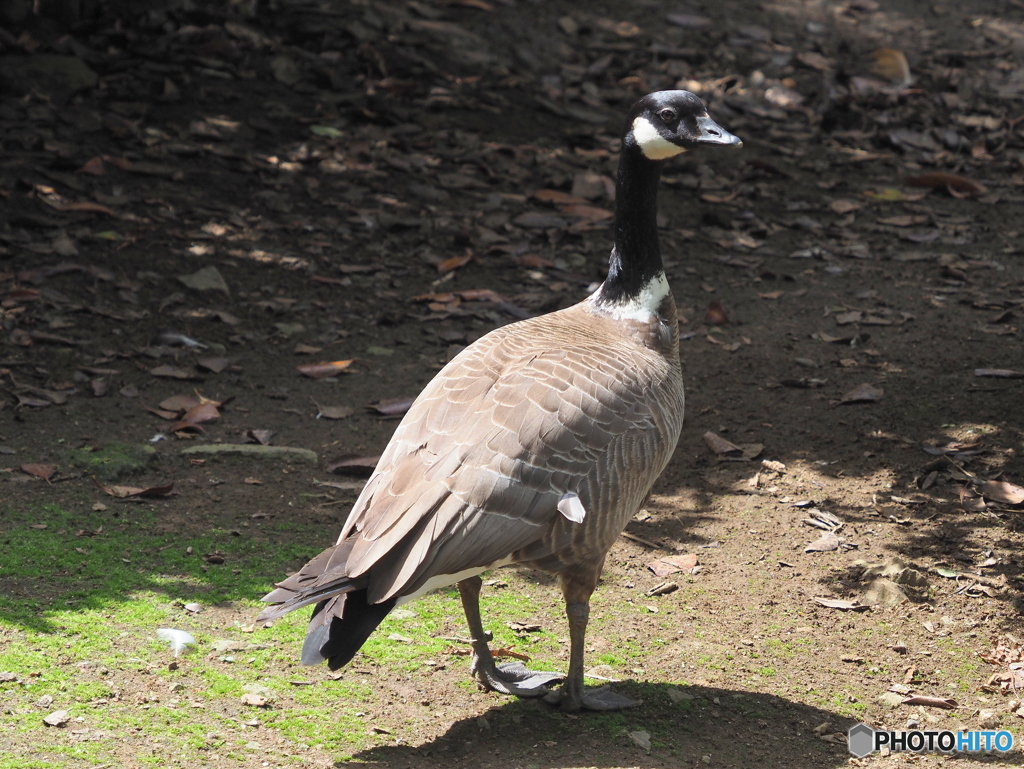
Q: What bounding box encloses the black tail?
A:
[257,540,396,669]
[301,591,397,669]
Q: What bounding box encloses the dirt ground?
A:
[3,0,1024,766]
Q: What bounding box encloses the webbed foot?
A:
[472,655,562,698]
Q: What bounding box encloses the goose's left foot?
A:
[471,654,562,698]
[458,576,562,698]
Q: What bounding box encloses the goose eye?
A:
[658,108,677,122]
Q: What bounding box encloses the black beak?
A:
[694,115,742,147]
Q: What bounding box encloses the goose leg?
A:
[544,566,641,712]
[457,575,563,697]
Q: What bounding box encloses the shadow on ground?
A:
[348,683,852,769]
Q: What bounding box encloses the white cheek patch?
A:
[631,116,686,160]
[598,272,671,322]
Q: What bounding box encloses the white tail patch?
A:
[631,116,686,160]
[557,492,586,524]
[395,557,513,606]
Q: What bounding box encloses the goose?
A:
[258,90,741,711]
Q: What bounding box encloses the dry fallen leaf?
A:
[922,441,984,457]
[158,394,202,412]
[901,696,958,710]
[178,402,220,426]
[102,155,132,170]
[492,647,530,661]
[78,156,105,176]
[704,300,729,325]
[974,368,1024,378]
[317,405,355,420]
[241,429,274,445]
[840,383,884,403]
[94,480,175,499]
[703,431,742,456]
[871,48,911,86]
[513,211,569,230]
[533,189,585,205]
[980,635,1024,666]
[150,365,195,380]
[903,172,987,197]
[437,250,474,275]
[647,553,698,577]
[666,13,711,28]
[864,188,929,202]
[558,203,613,221]
[830,199,862,214]
[178,266,230,294]
[812,597,868,611]
[978,479,1024,506]
[410,288,507,305]
[55,200,117,216]
[297,360,354,379]
[441,0,495,10]
[197,357,230,373]
[960,485,987,512]
[369,397,416,416]
[313,480,366,492]
[877,215,928,227]
[29,330,81,346]
[507,620,543,633]
[327,455,381,476]
[16,394,52,408]
[20,463,57,481]
[146,406,180,420]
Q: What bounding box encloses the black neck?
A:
[596,143,665,305]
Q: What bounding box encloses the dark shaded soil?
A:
[3,0,1024,766]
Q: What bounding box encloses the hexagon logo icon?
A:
[848,723,875,758]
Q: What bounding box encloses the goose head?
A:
[624,90,742,161]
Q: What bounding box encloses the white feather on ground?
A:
[156,628,195,656]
